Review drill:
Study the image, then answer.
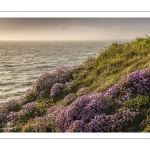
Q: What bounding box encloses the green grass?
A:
[4,36,150,132]
[68,37,150,132]
[71,37,150,94]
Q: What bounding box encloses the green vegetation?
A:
[2,36,150,132]
[71,37,150,93]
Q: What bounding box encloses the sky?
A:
[0,18,150,41]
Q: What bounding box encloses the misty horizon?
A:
[0,38,133,42]
[0,18,150,41]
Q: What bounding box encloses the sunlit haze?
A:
[0,18,150,41]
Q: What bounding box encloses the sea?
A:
[0,40,130,103]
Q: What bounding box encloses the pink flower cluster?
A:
[33,67,72,98]
[50,83,64,98]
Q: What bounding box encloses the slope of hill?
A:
[1,37,150,132]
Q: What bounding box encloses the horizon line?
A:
[0,39,133,42]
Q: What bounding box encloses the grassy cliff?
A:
[1,37,150,132]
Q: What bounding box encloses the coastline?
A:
[1,37,150,132]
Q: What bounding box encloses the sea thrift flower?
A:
[32,67,72,98]
[66,120,85,132]
[2,67,150,132]
[7,111,19,122]
[63,82,73,92]
[104,69,150,103]
[55,94,107,132]
[85,108,139,132]
[61,93,75,105]
[0,99,21,113]
[16,101,38,119]
[47,105,66,119]
[50,83,64,98]
[22,101,38,114]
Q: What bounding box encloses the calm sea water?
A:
[0,40,129,103]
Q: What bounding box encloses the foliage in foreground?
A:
[1,37,150,132]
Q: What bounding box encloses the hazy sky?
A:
[0,18,150,41]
